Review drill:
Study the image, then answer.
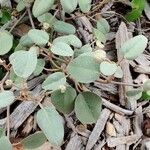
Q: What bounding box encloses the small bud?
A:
[96,40,105,49]
[93,50,107,62]
[59,85,66,93]
[5,79,13,87]
[43,22,50,30]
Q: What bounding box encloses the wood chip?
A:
[65,133,83,150]
[86,108,111,150]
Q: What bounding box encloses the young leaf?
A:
[142,91,150,100]
[67,55,100,83]
[16,0,26,12]
[21,132,47,149]
[42,72,66,91]
[60,0,77,13]
[37,13,57,27]
[75,92,102,124]
[114,66,123,78]
[28,29,49,46]
[126,88,143,100]
[74,44,92,57]
[51,42,74,56]
[0,30,13,55]
[53,21,76,34]
[100,61,118,76]
[143,79,150,91]
[0,91,15,109]
[33,59,45,76]
[9,46,38,78]
[32,0,54,17]
[93,28,106,44]
[37,106,64,146]
[119,35,148,60]
[51,87,76,114]
[78,0,92,13]
[0,136,12,150]
[53,35,82,48]
[97,18,110,34]
[19,34,33,47]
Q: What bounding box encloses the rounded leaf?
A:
[53,35,82,48]
[119,35,148,60]
[75,92,102,124]
[67,55,100,83]
[33,59,45,76]
[114,66,123,78]
[21,132,47,149]
[37,106,64,146]
[32,0,54,17]
[51,87,76,114]
[0,136,12,150]
[100,61,118,76]
[53,21,76,34]
[143,79,150,91]
[93,28,106,44]
[0,91,15,109]
[51,42,74,56]
[126,88,143,100]
[97,18,110,34]
[78,0,92,13]
[60,0,77,13]
[28,29,49,46]
[9,46,38,78]
[42,72,66,91]
[0,30,13,55]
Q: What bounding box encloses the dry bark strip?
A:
[102,98,133,115]
[65,133,83,150]
[116,22,135,110]
[86,108,111,150]
[10,85,42,129]
[107,134,139,147]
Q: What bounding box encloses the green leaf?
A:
[0,9,11,24]
[126,9,142,22]
[33,59,45,76]
[114,66,123,78]
[75,92,102,124]
[37,13,57,27]
[143,79,150,91]
[97,18,110,34]
[93,28,106,44]
[42,72,66,91]
[67,55,100,83]
[53,35,82,48]
[9,46,38,78]
[60,0,77,13]
[32,0,54,17]
[78,0,92,13]
[53,21,76,34]
[51,87,76,114]
[37,106,64,146]
[0,136,12,150]
[51,42,74,56]
[16,0,26,12]
[0,91,15,109]
[126,88,143,100]
[100,61,118,76]
[0,128,5,138]
[142,91,150,100]
[119,35,148,60]
[21,132,47,149]
[28,29,49,46]
[74,44,92,57]
[125,0,145,21]
[20,34,33,47]
[0,30,13,55]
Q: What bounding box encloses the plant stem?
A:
[27,7,35,29]
[6,106,10,138]
[9,10,27,33]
